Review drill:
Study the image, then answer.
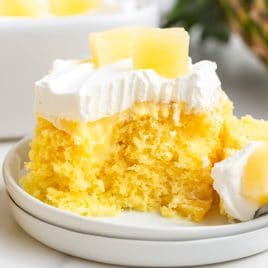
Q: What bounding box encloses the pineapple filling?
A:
[242,143,268,206]
[21,101,233,222]
[0,0,48,17]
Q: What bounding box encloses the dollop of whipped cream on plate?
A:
[35,58,222,123]
[212,142,263,221]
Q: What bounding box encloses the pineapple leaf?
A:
[163,0,230,42]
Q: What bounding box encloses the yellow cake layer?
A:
[21,100,233,222]
[222,115,268,158]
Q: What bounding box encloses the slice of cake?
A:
[211,115,268,221]
[21,27,234,222]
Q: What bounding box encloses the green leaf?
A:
[163,0,231,43]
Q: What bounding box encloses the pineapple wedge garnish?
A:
[242,143,268,206]
[90,27,134,67]
[133,28,190,78]
[89,27,190,78]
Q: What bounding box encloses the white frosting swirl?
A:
[35,58,222,123]
[212,142,263,221]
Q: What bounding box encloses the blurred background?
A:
[0,0,267,138]
[164,0,268,120]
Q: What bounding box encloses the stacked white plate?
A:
[3,137,268,267]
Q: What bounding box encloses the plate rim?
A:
[9,195,268,267]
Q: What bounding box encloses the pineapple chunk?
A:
[0,0,47,17]
[242,143,268,205]
[90,27,134,67]
[133,28,189,78]
[50,0,101,16]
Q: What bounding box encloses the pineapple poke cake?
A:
[0,0,140,17]
[21,27,268,223]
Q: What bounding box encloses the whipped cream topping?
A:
[35,58,222,123]
[212,142,263,221]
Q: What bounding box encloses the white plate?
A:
[9,195,268,267]
[3,137,268,241]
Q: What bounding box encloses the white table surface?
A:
[1,36,268,268]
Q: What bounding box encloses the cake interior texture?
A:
[21,99,235,222]
[222,115,268,158]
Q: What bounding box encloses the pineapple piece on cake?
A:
[133,27,190,78]
[0,0,47,17]
[50,0,101,16]
[242,143,268,206]
[89,27,190,76]
[89,27,134,67]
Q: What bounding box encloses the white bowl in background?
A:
[0,3,159,138]
[3,137,268,242]
[9,195,268,267]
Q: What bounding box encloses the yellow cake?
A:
[212,116,268,221]
[21,27,268,223]
[22,100,233,222]
[222,115,268,158]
